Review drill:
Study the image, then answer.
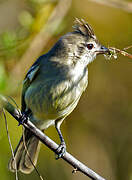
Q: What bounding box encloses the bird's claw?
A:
[55,142,66,160]
[18,112,28,126]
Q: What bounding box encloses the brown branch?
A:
[0,94,106,180]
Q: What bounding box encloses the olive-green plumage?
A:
[8,18,109,174]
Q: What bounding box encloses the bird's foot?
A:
[18,112,29,126]
[55,142,66,160]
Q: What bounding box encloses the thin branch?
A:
[123,45,132,50]
[104,46,132,60]
[0,94,106,180]
[110,47,132,59]
[88,0,132,13]
[2,109,18,180]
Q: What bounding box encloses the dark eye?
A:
[86,43,94,50]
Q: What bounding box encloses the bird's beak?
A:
[96,45,110,55]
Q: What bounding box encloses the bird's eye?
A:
[86,43,94,50]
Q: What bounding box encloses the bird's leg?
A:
[55,119,66,159]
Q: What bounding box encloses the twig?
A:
[88,0,132,13]
[2,109,19,180]
[109,47,132,59]
[0,94,106,180]
[123,45,132,51]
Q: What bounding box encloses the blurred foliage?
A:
[0,62,7,91]
[0,0,132,180]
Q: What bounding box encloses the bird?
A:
[8,18,109,174]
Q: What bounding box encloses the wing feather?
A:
[21,57,42,112]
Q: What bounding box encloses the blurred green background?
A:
[0,0,132,180]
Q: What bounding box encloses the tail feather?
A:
[8,129,41,174]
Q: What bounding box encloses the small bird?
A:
[8,18,109,174]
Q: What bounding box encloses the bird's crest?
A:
[73,18,96,39]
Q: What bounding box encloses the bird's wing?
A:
[21,57,42,112]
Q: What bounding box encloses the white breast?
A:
[70,61,86,82]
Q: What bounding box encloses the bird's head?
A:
[49,18,109,68]
[58,18,110,67]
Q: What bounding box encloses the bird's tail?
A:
[8,129,41,174]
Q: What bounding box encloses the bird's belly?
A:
[25,71,88,121]
[31,88,82,120]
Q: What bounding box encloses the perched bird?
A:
[8,18,109,174]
